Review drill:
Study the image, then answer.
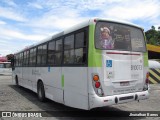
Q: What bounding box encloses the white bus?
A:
[12,18,149,110]
[0,62,12,75]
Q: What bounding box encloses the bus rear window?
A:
[95,22,146,52]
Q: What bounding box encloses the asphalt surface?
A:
[0,75,160,120]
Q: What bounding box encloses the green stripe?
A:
[143,52,148,67]
[88,24,102,67]
[61,74,64,88]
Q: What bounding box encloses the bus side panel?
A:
[63,67,89,110]
[34,67,64,104]
[21,67,27,88]
[22,67,32,90]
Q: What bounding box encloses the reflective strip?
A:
[149,76,158,84]
[149,68,160,84]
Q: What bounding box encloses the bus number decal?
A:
[106,60,112,67]
[131,65,142,70]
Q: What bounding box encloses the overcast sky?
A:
[0,0,160,56]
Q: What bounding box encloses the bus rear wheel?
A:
[37,81,46,102]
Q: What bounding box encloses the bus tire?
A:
[15,76,19,86]
[37,81,46,102]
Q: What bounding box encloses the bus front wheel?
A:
[37,81,46,102]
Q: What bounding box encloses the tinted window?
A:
[63,30,88,65]
[75,48,86,64]
[37,44,47,66]
[131,28,146,52]
[33,48,36,65]
[48,41,55,52]
[29,48,36,66]
[29,49,33,65]
[42,45,47,54]
[55,52,62,65]
[42,45,47,64]
[26,51,29,66]
[19,53,23,66]
[48,41,55,65]
[95,22,146,52]
[64,35,74,50]
[56,39,62,51]
[75,32,85,48]
[23,51,27,66]
[23,51,29,66]
[64,49,74,64]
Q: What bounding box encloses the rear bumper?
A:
[89,90,149,109]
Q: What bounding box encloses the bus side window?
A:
[37,44,47,66]
[23,51,26,66]
[33,48,37,66]
[26,51,29,66]
[20,52,23,67]
[48,41,55,65]
[29,49,34,66]
[75,31,86,64]
[63,30,87,65]
[55,39,62,65]
[64,35,74,64]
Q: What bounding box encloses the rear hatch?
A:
[102,51,144,96]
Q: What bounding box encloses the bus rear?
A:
[88,19,149,109]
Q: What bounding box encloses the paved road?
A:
[0,75,160,120]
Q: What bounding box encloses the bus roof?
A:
[15,18,143,54]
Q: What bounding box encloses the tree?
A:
[6,54,14,61]
[151,26,155,30]
[145,26,160,45]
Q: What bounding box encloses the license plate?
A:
[120,81,129,86]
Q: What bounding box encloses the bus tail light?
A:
[93,75,99,81]
[92,74,104,96]
[143,72,149,91]
[95,82,100,88]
